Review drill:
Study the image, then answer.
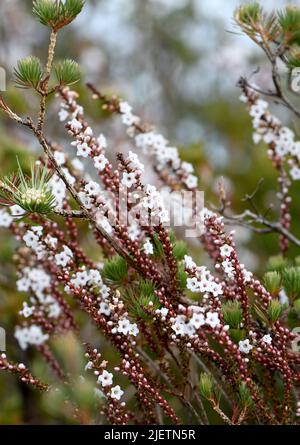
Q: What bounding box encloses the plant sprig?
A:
[33,0,85,32]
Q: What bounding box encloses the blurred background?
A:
[0,0,299,424]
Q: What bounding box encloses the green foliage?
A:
[177,264,187,290]
[199,373,214,399]
[0,160,56,214]
[238,382,253,408]
[229,328,245,344]
[54,59,81,86]
[172,240,187,261]
[151,233,164,259]
[14,56,43,89]
[294,298,300,315]
[235,2,262,25]
[282,267,300,300]
[129,280,160,320]
[286,52,300,68]
[278,6,300,45]
[267,255,290,272]
[221,301,242,329]
[263,271,281,296]
[33,0,85,31]
[267,300,282,324]
[101,255,128,284]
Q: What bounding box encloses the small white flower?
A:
[220,244,233,258]
[117,319,131,335]
[121,172,137,188]
[206,312,220,329]
[186,277,201,293]
[129,323,139,336]
[69,118,83,132]
[71,158,84,171]
[23,231,39,248]
[238,339,253,354]
[10,205,26,218]
[58,109,69,122]
[127,151,144,171]
[110,385,124,401]
[97,134,107,148]
[85,361,93,371]
[98,370,113,387]
[143,240,153,255]
[20,303,34,318]
[119,101,132,115]
[53,151,66,166]
[77,142,91,158]
[261,334,272,345]
[184,255,196,270]
[185,174,198,189]
[93,154,108,171]
[156,307,169,318]
[0,210,13,228]
[190,313,205,329]
[55,251,72,267]
[85,180,101,196]
[99,302,111,316]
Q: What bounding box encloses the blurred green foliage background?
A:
[0,0,299,424]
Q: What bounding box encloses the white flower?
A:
[117,319,131,335]
[127,151,144,171]
[20,303,34,318]
[190,313,205,329]
[0,210,13,228]
[48,302,61,318]
[54,252,70,267]
[44,234,58,249]
[100,284,110,298]
[85,361,93,371]
[89,269,102,286]
[23,230,39,248]
[97,134,107,148]
[110,385,124,400]
[77,142,91,158]
[290,165,300,180]
[78,191,93,209]
[98,370,113,387]
[181,161,194,173]
[143,240,153,255]
[261,334,272,345]
[220,244,233,258]
[119,101,132,114]
[17,277,30,292]
[15,325,49,350]
[85,180,101,196]
[71,158,84,171]
[252,133,261,144]
[58,109,69,122]
[129,323,139,336]
[238,339,253,354]
[205,312,220,329]
[93,154,108,171]
[53,151,66,166]
[10,205,26,218]
[84,126,93,137]
[121,172,137,188]
[184,255,196,270]
[99,302,111,316]
[156,307,169,318]
[71,270,89,287]
[69,118,83,132]
[185,174,198,189]
[186,277,201,293]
